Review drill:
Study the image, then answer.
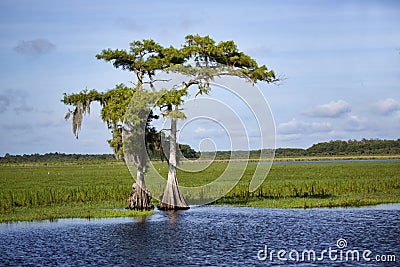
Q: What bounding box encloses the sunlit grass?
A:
[0,201,153,223]
[0,160,399,222]
[210,162,400,208]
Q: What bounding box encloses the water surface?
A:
[1,205,399,266]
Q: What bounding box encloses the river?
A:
[1,205,399,266]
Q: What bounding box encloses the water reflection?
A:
[134,215,149,224]
[165,210,183,224]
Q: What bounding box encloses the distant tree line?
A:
[276,138,400,157]
[0,143,199,164]
[0,152,116,163]
[304,138,400,156]
[199,139,400,159]
[1,139,399,163]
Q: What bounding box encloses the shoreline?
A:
[0,201,154,223]
[2,202,400,224]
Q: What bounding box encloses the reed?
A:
[1,161,399,221]
[210,162,400,208]
[0,201,153,223]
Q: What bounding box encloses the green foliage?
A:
[62,89,103,106]
[179,144,199,159]
[275,148,308,157]
[62,85,136,159]
[96,40,184,85]
[0,153,116,164]
[306,138,400,156]
[62,38,189,158]
[62,85,166,160]
[156,87,188,119]
[102,85,137,159]
[95,34,279,114]
[180,34,278,84]
[100,84,135,126]
[62,89,102,139]
[157,87,188,107]
[122,89,170,169]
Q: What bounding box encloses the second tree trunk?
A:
[157,114,189,210]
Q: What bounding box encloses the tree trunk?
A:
[128,165,154,211]
[123,87,156,211]
[157,111,189,210]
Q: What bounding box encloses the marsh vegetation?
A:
[1,159,399,222]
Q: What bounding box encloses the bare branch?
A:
[143,78,172,84]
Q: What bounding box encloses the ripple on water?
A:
[1,205,399,266]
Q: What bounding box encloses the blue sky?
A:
[0,0,399,155]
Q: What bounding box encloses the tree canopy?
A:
[62,34,279,160]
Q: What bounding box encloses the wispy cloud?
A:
[115,18,144,32]
[193,127,225,137]
[1,121,32,132]
[194,127,207,134]
[375,98,400,115]
[0,95,11,113]
[14,38,56,55]
[344,115,368,132]
[278,119,332,135]
[302,100,351,118]
[247,45,272,57]
[0,89,33,115]
[179,17,203,31]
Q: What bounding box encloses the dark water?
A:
[1,205,399,266]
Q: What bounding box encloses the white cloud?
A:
[303,100,351,118]
[328,130,347,137]
[194,127,206,134]
[192,127,226,137]
[375,98,400,115]
[277,119,332,135]
[276,133,302,141]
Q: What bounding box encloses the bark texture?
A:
[157,116,189,210]
[128,168,154,210]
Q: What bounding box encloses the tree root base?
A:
[127,183,154,211]
[157,202,190,211]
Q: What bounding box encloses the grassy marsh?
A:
[1,159,399,222]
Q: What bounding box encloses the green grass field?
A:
[0,163,153,222]
[214,161,400,208]
[1,160,399,222]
